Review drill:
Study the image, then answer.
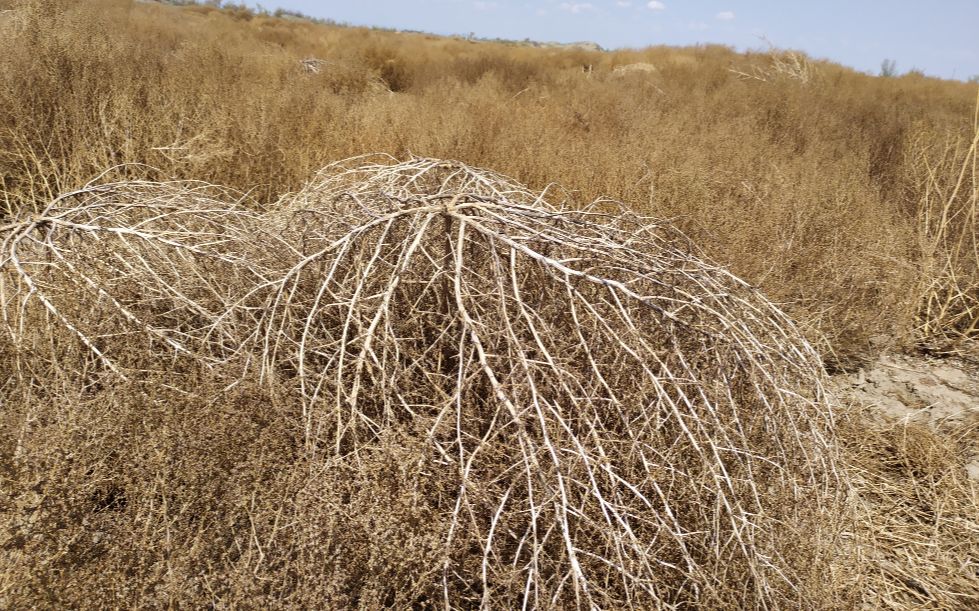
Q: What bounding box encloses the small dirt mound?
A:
[831,351,979,608]
[835,353,979,428]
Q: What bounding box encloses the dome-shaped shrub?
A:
[257,156,848,609]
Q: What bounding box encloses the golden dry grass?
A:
[1,1,978,609]
[1,0,976,355]
[2,157,852,608]
[841,408,979,610]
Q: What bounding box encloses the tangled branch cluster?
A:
[0,157,848,608]
[0,179,277,382]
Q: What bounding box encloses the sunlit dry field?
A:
[1,1,977,608]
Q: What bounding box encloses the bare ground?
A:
[832,348,979,481]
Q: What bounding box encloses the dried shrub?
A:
[910,95,979,349]
[258,157,850,608]
[1,158,853,608]
[0,177,272,382]
[2,0,977,357]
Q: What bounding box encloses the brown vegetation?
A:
[1,1,977,609]
[1,157,851,607]
[1,0,976,356]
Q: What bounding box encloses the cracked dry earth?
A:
[832,350,979,481]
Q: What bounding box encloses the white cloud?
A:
[688,21,709,31]
[646,1,665,10]
[715,10,735,21]
[560,2,595,14]
[616,0,632,6]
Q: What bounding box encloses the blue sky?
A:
[254,1,979,81]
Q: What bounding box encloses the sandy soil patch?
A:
[833,351,979,480]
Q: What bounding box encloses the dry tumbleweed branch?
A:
[0,177,275,381]
[911,100,979,350]
[0,157,851,608]
[259,157,849,608]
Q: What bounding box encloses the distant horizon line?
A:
[141,1,977,83]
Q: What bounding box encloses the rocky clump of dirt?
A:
[832,352,979,480]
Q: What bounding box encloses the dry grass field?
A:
[0,1,977,609]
